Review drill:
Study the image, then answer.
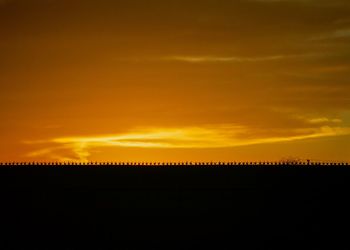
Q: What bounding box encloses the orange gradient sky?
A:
[1,0,350,162]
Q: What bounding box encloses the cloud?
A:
[162,54,314,63]
[312,29,350,40]
[306,118,343,124]
[113,54,316,64]
[25,124,350,162]
[291,115,343,125]
[330,29,350,39]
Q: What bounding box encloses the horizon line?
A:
[0,161,349,166]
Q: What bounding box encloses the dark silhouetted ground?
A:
[0,164,349,249]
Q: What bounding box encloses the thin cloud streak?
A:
[25,125,350,162]
[114,54,317,64]
[164,54,317,63]
[312,29,350,40]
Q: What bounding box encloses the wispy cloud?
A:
[293,115,343,124]
[306,118,342,124]
[25,125,350,162]
[163,54,318,63]
[114,54,314,64]
[312,29,350,40]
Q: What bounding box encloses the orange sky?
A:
[0,0,350,162]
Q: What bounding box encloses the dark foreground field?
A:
[0,164,349,249]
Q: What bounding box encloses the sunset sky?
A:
[1,0,349,162]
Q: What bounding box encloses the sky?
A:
[0,0,349,162]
